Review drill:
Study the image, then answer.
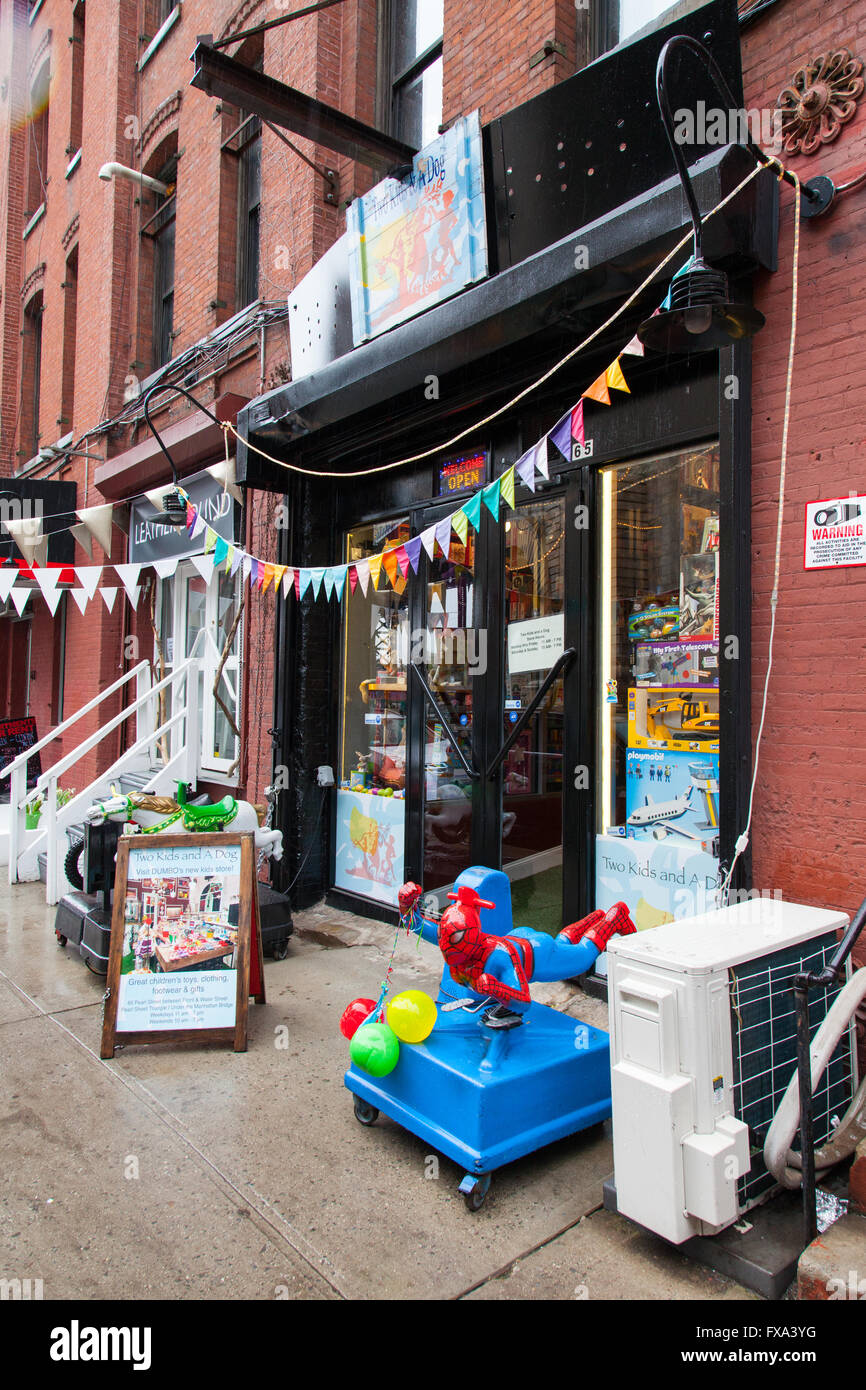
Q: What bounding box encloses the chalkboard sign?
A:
[100,832,265,1057]
[0,716,42,789]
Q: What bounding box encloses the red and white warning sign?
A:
[804,495,866,570]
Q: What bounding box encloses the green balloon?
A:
[350,1022,400,1077]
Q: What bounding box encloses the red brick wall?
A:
[741,5,866,941]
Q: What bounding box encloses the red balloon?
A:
[340,997,377,1040]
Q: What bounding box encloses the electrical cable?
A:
[224,159,767,480]
[720,167,801,904]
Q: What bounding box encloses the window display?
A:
[336,519,410,906]
[595,445,722,951]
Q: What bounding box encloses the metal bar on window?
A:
[486,648,575,781]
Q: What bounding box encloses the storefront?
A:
[237,0,767,952]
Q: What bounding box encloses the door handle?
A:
[410,663,480,782]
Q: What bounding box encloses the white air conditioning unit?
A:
[607,898,857,1245]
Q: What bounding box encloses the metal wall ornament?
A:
[777,50,864,156]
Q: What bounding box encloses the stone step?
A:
[797,1211,866,1300]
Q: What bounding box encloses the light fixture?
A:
[98,162,169,196]
[638,35,827,353]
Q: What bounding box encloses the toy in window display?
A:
[343,864,636,1210]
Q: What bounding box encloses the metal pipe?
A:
[486,648,575,780]
[410,663,478,782]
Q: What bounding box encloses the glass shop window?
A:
[339,518,411,794]
[596,444,721,945]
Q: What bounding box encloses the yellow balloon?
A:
[386,990,438,1044]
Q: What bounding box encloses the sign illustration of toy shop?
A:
[129,468,240,564]
[804,495,866,570]
[100,833,264,1057]
[347,111,488,344]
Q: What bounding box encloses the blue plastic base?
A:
[345,997,612,1176]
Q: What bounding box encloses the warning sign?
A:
[804,495,866,571]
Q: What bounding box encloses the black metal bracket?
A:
[793,892,866,1249]
[409,663,479,783]
[485,647,575,781]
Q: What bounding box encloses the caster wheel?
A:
[353,1097,379,1126]
[272,940,289,961]
[56,934,67,947]
[462,1173,491,1212]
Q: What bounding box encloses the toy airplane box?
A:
[628,686,719,753]
[625,749,719,855]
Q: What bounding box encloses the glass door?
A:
[500,496,566,931]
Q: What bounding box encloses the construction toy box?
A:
[633,639,718,688]
[628,686,719,753]
[625,749,719,855]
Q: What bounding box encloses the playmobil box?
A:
[628,686,719,753]
[633,639,719,688]
[625,749,719,854]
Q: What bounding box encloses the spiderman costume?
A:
[399,881,636,1012]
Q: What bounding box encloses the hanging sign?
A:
[438,451,487,497]
[347,111,488,344]
[100,833,264,1057]
[129,469,240,565]
[804,495,866,570]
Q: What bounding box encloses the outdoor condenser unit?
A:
[607,898,856,1245]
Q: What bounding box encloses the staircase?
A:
[1,632,210,904]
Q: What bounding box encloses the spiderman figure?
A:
[398,878,636,1016]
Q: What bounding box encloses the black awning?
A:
[238,144,776,490]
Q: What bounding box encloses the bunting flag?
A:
[100,588,118,613]
[420,524,437,562]
[281,566,295,598]
[382,548,400,587]
[230,547,243,577]
[355,557,370,596]
[404,536,423,573]
[451,509,469,546]
[114,564,142,606]
[4,517,45,568]
[205,457,244,506]
[0,570,18,603]
[481,477,502,523]
[78,566,103,600]
[298,569,312,600]
[69,523,94,558]
[515,443,539,492]
[582,371,611,406]
[213,536,229,568]
[395,545,411,580]
[333,565,348,601]
[434,517,452,560]
[9,584,30,616]
[310,567,326,599]
[272,564,287,592]
[500,466,516,511]
[190,512,207,541]
[190,554,215,585]
[323,567,336,601]
[153,557,179,579]
[462,492,483,532]
[33,568,61,609]
[368,553,383,590]
[549,410,572,462]
[70,588,90,616]
[571,400,585,446]
[203,528,218,555]
[621,332,645,357]
[605,358,630,394]
[75,504,114,556]
[260,563,275,594]
[349,565,359,596]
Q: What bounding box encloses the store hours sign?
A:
[804,495,866,570]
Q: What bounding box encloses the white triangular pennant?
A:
[70,587,90,615]
[100,587,118,613]
[69,523,94,559]
[144,486,173,512]
[4,517,44,567]
[281,566,294,598]
[190,554,215,584]
[114,564,142,604]
[33,568,60,602]
[0,570,17,602]
[621,332,645,357]
[355,558,370,597]
[205,458,244,506]
[191,513,206,540]
[420,525,437,562]
[152,557,180,579]
[77,566,103,599]
[9,584,30,616]
[75,504,114,555]
[531,436,549,481]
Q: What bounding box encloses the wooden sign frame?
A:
[101,832,265,1059]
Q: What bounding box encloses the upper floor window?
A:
[139,139,178,370]
[27,62,50,218]
[68,2,85,159]
[20,292,44,462]
[593,0,679,59]
[386,0,443,148]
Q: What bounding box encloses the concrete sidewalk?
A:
[0,880,757,1301]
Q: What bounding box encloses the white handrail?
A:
[0,660,151,778]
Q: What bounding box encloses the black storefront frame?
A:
[269,342,752,943]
